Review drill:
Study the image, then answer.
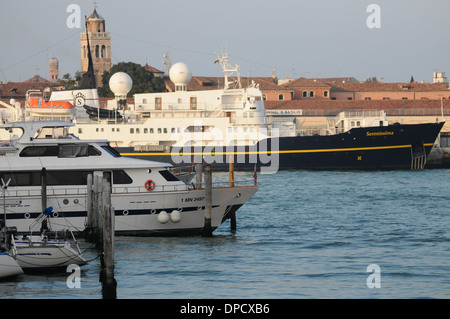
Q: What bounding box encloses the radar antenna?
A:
[215,49,241,90]
[162,51,172,77]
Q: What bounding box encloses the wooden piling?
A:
[40,168,47,211]
[229,155,234,188]
[229,156,236,231]
[201,164,213,237]
[195,163,203,189]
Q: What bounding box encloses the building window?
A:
[95,45,99,58]
[383,97,390,100]
[190,97,197,110]
[323,91,328,98]
[309,91,315,98]
[278,94,284,101]
[101,45,106,58]
[155,97,162,110]
[302,91,307,98]
[365,97,371,100]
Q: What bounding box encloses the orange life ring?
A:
[144,180,155,191]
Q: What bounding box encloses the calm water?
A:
[1,169,449,299]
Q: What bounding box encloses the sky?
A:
[1,0,449,84]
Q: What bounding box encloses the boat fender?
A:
[144,179,155,191]
[158,211,169,224]
[170,210,181,223]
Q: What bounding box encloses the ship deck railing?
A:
[2,180,256,198]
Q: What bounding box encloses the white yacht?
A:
[0,121,258,236]
[0,252,23,278]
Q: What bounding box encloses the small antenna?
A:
[162,51,172,77]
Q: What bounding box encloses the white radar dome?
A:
[169,62,192,86]
[109,72,133,96]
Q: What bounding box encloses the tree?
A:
[410,75,415,83]
[57,72,78,89]
[365,76,378,83]
[98,62,166,97]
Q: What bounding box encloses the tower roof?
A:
[87,9,104,21]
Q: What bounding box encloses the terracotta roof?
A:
[0,81,54,98]
[283,77,330,89]
[264,99,450,110]
[143,64,163,74]
[310,77,359,84]
[164,76,291,92]
[23,75,50,83]
[330,81,450,93]
[87,9,104,20]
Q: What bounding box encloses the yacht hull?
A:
[4,186,258,236]
[0,253,23,278]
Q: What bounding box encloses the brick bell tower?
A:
[80,7,111,87]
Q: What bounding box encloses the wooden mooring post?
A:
[228,157,236,231]
[201,164,213,237]
[195,163,203,189]
[85,174,116,298]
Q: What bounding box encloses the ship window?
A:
[159,170,181,182]
[130,128,134,134]
[136,128,140,134]
[150,128,154,133]
[112,170,133,184]
[20,146,58,157]
[144,128,148,134]
[19,144,101,157]
[101,145,121,157]
[59,144,92,158]
[157,128,162,133]
[163,128,167,134]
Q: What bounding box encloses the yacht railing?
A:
[3,180,256,198]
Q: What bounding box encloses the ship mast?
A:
[215,50,241,90]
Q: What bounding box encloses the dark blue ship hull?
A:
[116,122,445,171]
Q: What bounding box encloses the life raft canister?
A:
[144,179,155,191]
